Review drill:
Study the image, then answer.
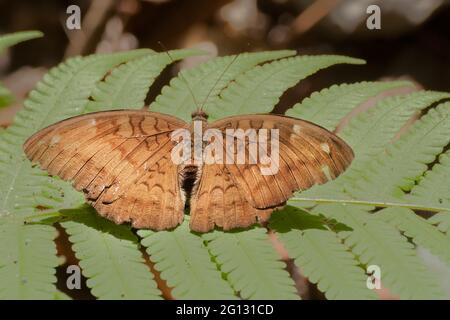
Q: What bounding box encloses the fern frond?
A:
[1,47,449,300]
[347,102,450,201]
[203,227,298,299]
[285,81,413,131]
[429,213,450,233]
[0,30,43,53]
[314,204,444,299]
[0,84,13,108]
[138,219,236,299]
[149,50,295,121]
[208,55,365,120]
[0,216,59,299]
[407,150,450,208]
[61,208,161,300]
[269,207,377,300]
[86,49,203,112]
[377,208,450,268]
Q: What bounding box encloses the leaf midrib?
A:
[290,197,450,213]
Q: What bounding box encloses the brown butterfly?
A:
[23,108,353,232]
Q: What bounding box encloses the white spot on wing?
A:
[293,124,301,135]
[321,143,330,154]
[321,165,333,181]
[50,135,61,146]
[90,119,97,126]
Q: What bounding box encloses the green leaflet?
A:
[139,219,236,300]
[86,49,204,112]
[285,81,413,131]
[269,207,377,300]
[407,150,450,208]
[0,84,14,109]
[0,216,59,299]
[313,204,444,299]
[0,30,43,53]
[429,213,450,233]
[207,55,365,120]
[61,207,161,300]
[150,50,296,121]
[203,227,299,300]
[377,208,450,269]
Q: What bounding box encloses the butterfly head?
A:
[191,109,209,122]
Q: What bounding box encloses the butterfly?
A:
[23,107,353,232]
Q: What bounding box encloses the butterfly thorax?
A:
[189,108,209,151]
[191,109,208,122]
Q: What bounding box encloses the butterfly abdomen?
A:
[179,163,201,203]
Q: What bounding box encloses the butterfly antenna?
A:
[199,53,240,112]
[158,41,201,111]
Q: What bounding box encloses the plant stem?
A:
[289,197,449,213]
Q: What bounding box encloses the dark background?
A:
[1,0,449,124]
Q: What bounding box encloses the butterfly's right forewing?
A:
[209,114,354,210]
